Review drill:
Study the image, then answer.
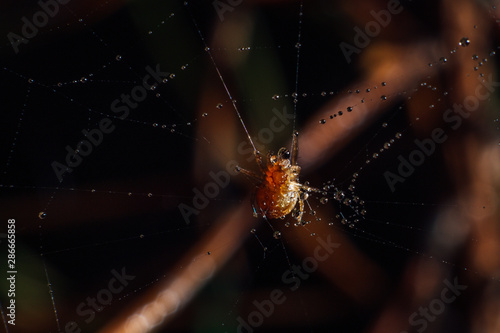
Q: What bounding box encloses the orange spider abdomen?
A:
[255,163,298,219]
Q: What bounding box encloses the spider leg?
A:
[296,193,305,222]
[236,167,264,183]
[291,131,299,166]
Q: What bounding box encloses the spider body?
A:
[238,133,318,222]
[255,149,302,219]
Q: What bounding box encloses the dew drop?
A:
[372,153,379,159]
[366,88,371,92]
[320,197,328,204]
[381,81,387,86]
[321,91,327,96]
[250,228,256,234]
[459,37,470,47]
[382,122,388,128]
[347,106,353,112]
[38,212,47,219]
[216,103,223,109]
[383,142,391,149]
[338,111,343,116]
[169,73,176,79]
[28,78,34,84]
[128,192,132,196]
[272,94,279,100]
[395,132,402,139]
[204,46,210,52]
[380,95,387,100]
[202,113,208,117]
[319,119,326,124]
[273,231,282,239]
[116,55,122,61]
[80,77,87,83]
[147,193,153,197]
[295,42,302,48]
[472,54,478,60]
[439,57,447,63]
[140,234,144,238]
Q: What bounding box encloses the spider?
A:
[236,132,320,223]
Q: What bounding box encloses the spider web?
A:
[0,0,499,332]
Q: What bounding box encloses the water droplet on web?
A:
[128,192,132,196]
[320,197,328,204]
[439,57,447,63]
[381,95,387,100]
[147,193,153,197]
[347,106,353,112]
[372,153,379,159]
[319,119,326,124]
[381,82,387,86]
[140,234,144,238]
[148,31,153,35]
[80,77,87,83]
[181,64,188,70]
[383,142,391,149]
[216,103,223,109]
[472,54,478,60]
[273,231,282,239]
[395,132,402,139]
[321,91,327,96]
[28,78,34,83]
[116,55,122,61]
[295,42,301,48]
[366,88,370,92]
[153,123,158,127]
[250,228,256,234]
[38,212,47,219]
[202,113,208,117]
[382,122,388,128]
[459,37,470,47]
[169,73,175,79]
[272,94,279,100]
[338,111,343,116]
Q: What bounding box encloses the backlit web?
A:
[0,1,500,332]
